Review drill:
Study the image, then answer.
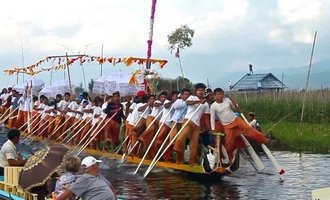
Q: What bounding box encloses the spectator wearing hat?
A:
[248,112,262,132]
[55,156,117,200]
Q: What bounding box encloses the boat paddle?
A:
[144,104,202,178]
[75,108,122,156]
[134,106,174,175]
[241,113,285,175]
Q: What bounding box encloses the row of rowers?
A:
[3,83,267,166]
[125,83,267,166]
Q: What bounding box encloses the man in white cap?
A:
[56,156,117,200]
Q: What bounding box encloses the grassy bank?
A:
[229,89,330,123]
[262,122,330,153]
[227,90,330,152]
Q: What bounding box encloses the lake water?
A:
[1,126,329,200]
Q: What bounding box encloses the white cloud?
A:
[278,0,322,23]
[0,0,329,89]
[293,30,315,44]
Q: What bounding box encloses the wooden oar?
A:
[18,112,38,131]
[28,117,52,136]
[241,113,285,175]
[0,107,19,124]
[0,107,10,121]
[121,108,162,162]
[24,118,55,145]
[61,118,86,143]
[20,115,54,144]
[65,118,92,144]
[144,104,202,178]
[143,106,187,176]
[47,116,68,140]
[47,105,70,139]
[239,134,265,172]
[71,117,106,152]
[114,107,150,159]
[76,108,122,156]
[134,106,173,175]
[53,116,74,141]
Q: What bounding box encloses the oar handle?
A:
[76,108,122,156]
[134,106,174,174]
[144,104,202,178]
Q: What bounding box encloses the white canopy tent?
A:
[93,72,145,96]
[39,79,75,98]
[13,78,45,96]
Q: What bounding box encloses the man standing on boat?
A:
[104,91,125,151]
[55,156,117,200]
[210,88,268,165]
[0,129,27,176]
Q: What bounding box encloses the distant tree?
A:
[167,24,194,87]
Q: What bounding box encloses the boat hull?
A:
[20,131,239,178]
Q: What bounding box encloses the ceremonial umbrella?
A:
[19,144,69,191]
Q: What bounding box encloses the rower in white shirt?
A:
[138,92,167,149]
[173,83,210,165]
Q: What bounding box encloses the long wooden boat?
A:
[20,130,240,179]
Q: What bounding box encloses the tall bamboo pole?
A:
[66,53,73,96]
[300,31,317,123]
[101,44,104,77]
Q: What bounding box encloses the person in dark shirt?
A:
[104,91,125,151]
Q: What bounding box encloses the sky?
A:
[0,0,329,91]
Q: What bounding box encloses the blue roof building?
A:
[230,73,285,91]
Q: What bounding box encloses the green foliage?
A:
[230,90,330,123]
[156,76,193,92]
[167,24,195,52]
[263,122,330,153]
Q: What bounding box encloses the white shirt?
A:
[82,104,93,120]
[57,100,70,115]
[23,97,31,112]
[0,140,18,167]
[1,93,10,106]
[184,95,210,127]
[128,103,150,125]
[37,103,46,114]
[18,96,25,111]
[150,100,163,119]
[67,101,79,117]
[75,105,84,120]
[41,105,54,120]
[249,119,257,127]
[210,98,237,129]
[159,100,174,127]
[126,102,136,122]
[92,106,102,126]
[171,99,187,123]
[100,102,108,119]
